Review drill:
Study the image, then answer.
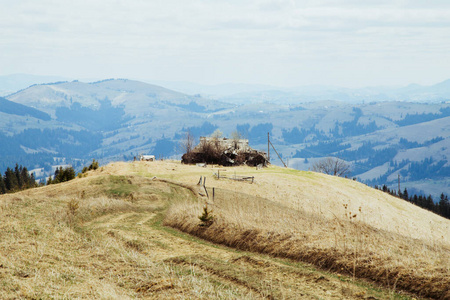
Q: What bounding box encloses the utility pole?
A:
[268,137,287,168]
[267,132,270,163]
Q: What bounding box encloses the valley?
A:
[0,77,449,198]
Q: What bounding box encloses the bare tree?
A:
[230,130,242,149]
[312,157,351,177]
[179,130,195,155]
[210,129,223,149]
[210,129,223,139]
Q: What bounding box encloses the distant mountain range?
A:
[3,74,450,103]
[152,79,450,104]
[0,76,449,198]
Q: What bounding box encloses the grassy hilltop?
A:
[0,161,448,299]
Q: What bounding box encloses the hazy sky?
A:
[1,0,450,87]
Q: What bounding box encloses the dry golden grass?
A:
[145,161,450,299]
[0,174,261,299]
[165,188,449,299]
[0,160,445,299]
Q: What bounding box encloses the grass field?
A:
[0,160,448,299]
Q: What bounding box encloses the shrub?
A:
[82,159,100,173]
[198,203,214,227]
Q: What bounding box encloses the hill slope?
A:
[1,161,448,299]
[0,97,50,121]
[4,78,232,161]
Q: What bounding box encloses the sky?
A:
[1,0,450,88]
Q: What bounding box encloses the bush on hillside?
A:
[82,159,99,173]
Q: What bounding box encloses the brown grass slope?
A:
[0,164,395,299]
[0,160,448,299]
[153,161,449,300]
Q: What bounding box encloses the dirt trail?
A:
[84,186,398,299]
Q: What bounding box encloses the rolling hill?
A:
[0,97,50,121]
[0,79,233,173]
[0,161,448,299]
[0,74,72,97]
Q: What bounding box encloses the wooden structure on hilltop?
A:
[181,137,268,167]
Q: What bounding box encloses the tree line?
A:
[0,164,36,194]
[375,185,450,220]
[0,160,99,194]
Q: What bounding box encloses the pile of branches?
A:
[181,140,266,167]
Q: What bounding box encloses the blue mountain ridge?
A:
[0,97,51,121]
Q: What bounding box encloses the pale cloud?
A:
[0,0,449,87]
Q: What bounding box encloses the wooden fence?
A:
[213,170,254,183]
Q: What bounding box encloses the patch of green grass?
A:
[105,175,138,198]
[136,170,155,178]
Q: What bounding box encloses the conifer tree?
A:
[30,172,36,188]
[403,188,409,201]
[20,166,32,188]
[54,167,63,184]
[14,164,23,189]
[48,166,76,185]
[417,195,424,207]
[426,195,434,211]
[66,167,76,181]
[4,167,18,192]
[0,174,6,194]
[446,195,450,218]
[439,194,450,218]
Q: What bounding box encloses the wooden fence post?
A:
[203,177,209,198]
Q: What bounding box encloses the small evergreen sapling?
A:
[199,202,214,227]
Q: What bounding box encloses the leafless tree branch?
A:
[312,157,351,177]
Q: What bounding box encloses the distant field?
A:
[0,160,448,299]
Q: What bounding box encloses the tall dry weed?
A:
[66,198,80,225]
